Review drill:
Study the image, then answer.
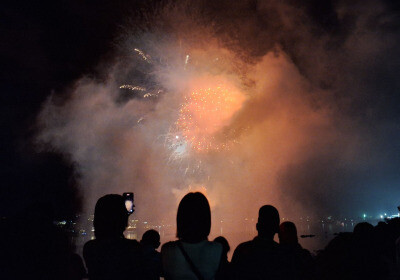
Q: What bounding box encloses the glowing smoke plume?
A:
[36,0,400,250]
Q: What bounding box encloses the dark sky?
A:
[1,0,138,218]
[1,0,400,219]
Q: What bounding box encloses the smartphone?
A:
[123,192,134,214]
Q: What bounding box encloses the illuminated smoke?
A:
[36,0,400,251]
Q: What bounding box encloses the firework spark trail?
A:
[134,48,151,63]
[120,48,164,98]
[119,85,146,91]
[184,54,190,69]
[144,92,158,98]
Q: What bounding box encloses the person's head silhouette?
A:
[213,236,230,256]
[256,205,280,240]
[353,222,374,236]
[177,192,211,243]
[279,221,298,245]
[141,229,161,249]
[93,194,128,238]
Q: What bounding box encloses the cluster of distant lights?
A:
[176,86,235,153]
[362,212,400,219]
[53,211,400,240]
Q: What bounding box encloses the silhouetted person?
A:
[83,194,144,280]
[315,231,353,280]
[161,192,223,280]
[382,217,400,278]
[231,205,290,280]
[141,229,162,280]
[396,235,400,274]
[2,201,86,280]
[316,222,391,280]
[213,236,230,264]
[213,236,231,280]
[350,222,389,280]
[278,221,314,280]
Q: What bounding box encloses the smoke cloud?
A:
[36,0,400,246]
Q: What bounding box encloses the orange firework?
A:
[176,85,244,152]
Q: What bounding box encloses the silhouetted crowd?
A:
[2,193,400,280]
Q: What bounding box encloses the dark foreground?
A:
[1,206,400,280]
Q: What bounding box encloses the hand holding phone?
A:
[123,192,134,214]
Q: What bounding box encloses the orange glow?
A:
[176,83,245,152]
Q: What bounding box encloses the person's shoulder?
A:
[161,240,178,251]
[84,239,96,245]
[299,247,313,258]
[124,238,140,245]
[236,240,255,250]
[205,240,223,254]
[162,240,177,247]
[232,240,255,257]
[207,240,223,249]
[83,239,98,256]
[83,239,97,249]
[231,240,255,263]
[122,238,141,250]
[161,241,180,258]
[272,240,280,248]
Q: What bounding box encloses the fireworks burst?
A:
[176,85,244,153]
[120,48,167,99]
[121,47,246,165]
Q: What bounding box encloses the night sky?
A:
[1,0,136,217]
[2,0,400,220]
